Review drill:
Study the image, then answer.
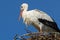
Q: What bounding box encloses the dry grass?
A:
[14,32,60,40]
[26,32,60,40]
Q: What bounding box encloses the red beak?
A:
[18,9,23,21]
[20,9,24,17]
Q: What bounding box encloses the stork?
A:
[18,3,60,33]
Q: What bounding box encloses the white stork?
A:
[18,3,60,33]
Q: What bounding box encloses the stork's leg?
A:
[40,26,43,33]
[39,23,43,33]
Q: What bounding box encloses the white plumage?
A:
[19,3,60,32]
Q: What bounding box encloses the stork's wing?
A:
[34,9,60,32]
[34,9,54,22]
[38,19,60,32]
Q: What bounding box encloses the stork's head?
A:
[20,3,28,16]
[18,3,28,21]
[21,3,28,11]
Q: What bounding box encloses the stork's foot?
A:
[39,29,43,32]
[39,30,43,35]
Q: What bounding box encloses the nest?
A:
[14,32,60,40]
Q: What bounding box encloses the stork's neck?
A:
[24,7,28,12]
[24,10,27,12]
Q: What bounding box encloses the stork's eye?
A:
[21,6,23,8]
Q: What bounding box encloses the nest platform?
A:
[14,32,60,40]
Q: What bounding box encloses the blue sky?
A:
[0,0,60,40]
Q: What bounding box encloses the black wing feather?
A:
[38,18,60,32]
